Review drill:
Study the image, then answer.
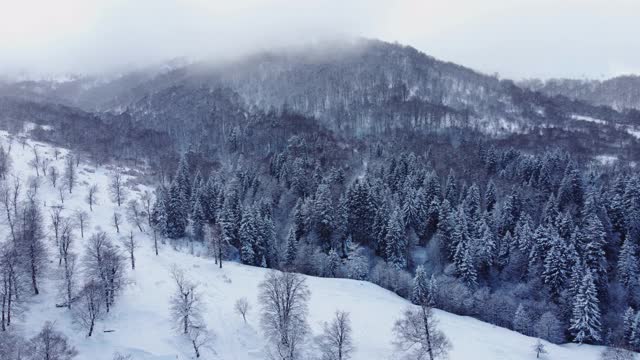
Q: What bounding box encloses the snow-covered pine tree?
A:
[411,265,429,306]
[284,227,297,268]
[618,236,639,290]
[457,243,477,288]
[385,208,407,270]
[485,179,497,213]
[191,190,206,242]
[581,213,607,284]
[220,188,241,248]
[569,269,602,344]
[314,182,334,249]
[166,180,188,239]
[623,307,636,346]
[239,206,257,265]
[174,154,192,208]
[151,185,168,236]
[513,303,530,335]
[542,231,568,299]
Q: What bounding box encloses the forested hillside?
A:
[0,39,639,358]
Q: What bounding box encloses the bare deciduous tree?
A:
[86,184,98,211]
[169,266,211,358]
[393,306,450,360]
[113,212,121,233]
[316,311,354,360]
[235,297,250,322]
[49,166,59,188]
[532,339,547,359]
[40,157,49,177]
[74,210,89,239]
[121,231,138,270]
[141,190,153,226]
[0,241,22,331]
[20,198,47,295]
[64,155,76,194]
[0,145,11,180]
[30,147,41,177]
[109,168,127,207]
[83,232,125,314]
[126,200,144,232]
[28,321,77,359]
[259,271,310,360]
[74,280,103,337]
[58,186,67,204]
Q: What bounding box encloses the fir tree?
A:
[166,180,188,239]
[457,244,477,288]
[385,208,407,270]
[191,190,206,242]
[618,236,639,290]
[411,265,429,306]
[314,182,334,249]
[570,270,602,344]
[623,307,635,345]
[239,207,258,265]
[284,227,298,268]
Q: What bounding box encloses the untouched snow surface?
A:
[0,131,610,360]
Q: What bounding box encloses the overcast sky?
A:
[1,0,638,80]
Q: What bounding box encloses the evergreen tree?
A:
[411,265,429,306]
[457,244,477,288]
[581,214,607,284]
[513,304,530,335]
[631,312,640,350]
[151,185,168,236]
[292,197,306,241]
[314,182,334,249]
[191,190,206,242]
[618,236,639,290]
[570,270,602,344]
[542,232,568,299]
[284,227,298,268]
[239,207,258,265]
[444,169,458,206]
[220,188,242,248]
[485,180,497,213]
[174,155,192,214]
[385,208,407,270]
[623,307,635,345]
[166,180,188,239]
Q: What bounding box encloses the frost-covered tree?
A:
[316,311,354,360]
[29,322,77,360]
[393,305,450,360]
[532,339,547,359]
[86,184,98,211]
[513,304,531,336]
[411,265,430,306]
[259,271,310,360]
[617,236,638,290]
[235,297,250,322]
[166,180,188,239]
[109,168,127,207]
[570,270,601,344]
[385,208,407,270]
[534,311,564,344]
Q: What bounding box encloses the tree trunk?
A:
[422,306,434,360]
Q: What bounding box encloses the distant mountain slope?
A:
[521,75,640,111]
[2,39,640,161]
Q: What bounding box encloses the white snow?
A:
[571,114,607,125]
[0,131,612,360]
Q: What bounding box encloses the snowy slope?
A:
[0,131,610,360]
